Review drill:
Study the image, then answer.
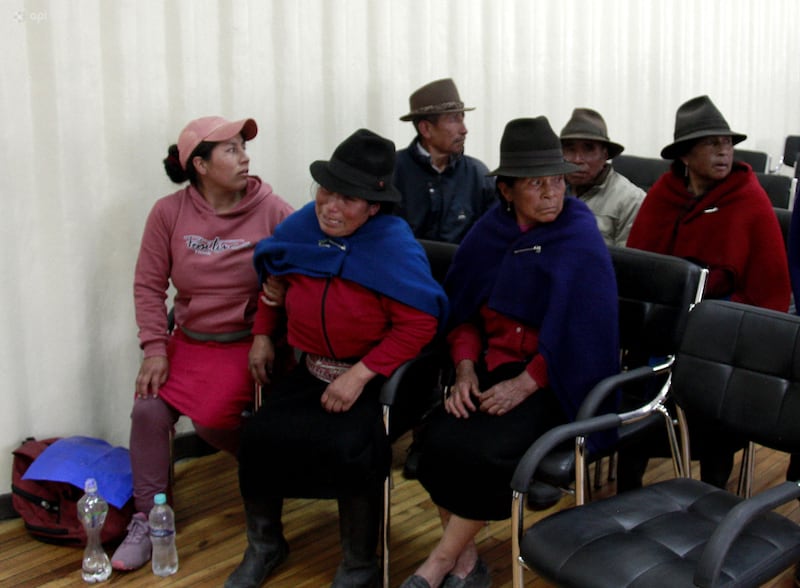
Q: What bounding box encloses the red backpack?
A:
[11,437,134,545]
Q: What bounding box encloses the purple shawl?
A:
[446,198,619,424]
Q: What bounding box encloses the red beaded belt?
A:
[305,353,353,383]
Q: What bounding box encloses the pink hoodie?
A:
[134,176,294,357]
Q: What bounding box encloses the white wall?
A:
[1,0,798,495]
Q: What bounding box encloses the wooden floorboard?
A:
[0,433,798,587]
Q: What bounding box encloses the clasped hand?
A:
[444,360,538,418]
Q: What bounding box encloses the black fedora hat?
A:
[661,95,747,160]
[560,108,625,159]
[488,117,580,177]
[310,129,401,203]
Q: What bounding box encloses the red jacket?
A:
[253,274,438,377]
[447,305,549,388]
[628,163,790,311]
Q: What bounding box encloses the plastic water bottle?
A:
[149,493,178,576]
[77,478,111,583]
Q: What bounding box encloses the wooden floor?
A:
[1,433,798,587]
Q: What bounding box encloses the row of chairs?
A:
[731,136,800,176]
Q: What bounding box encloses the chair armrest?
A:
[510,413,622,492]
[694,481,800,587]
[576,359,673,420]
[379,345,447,407]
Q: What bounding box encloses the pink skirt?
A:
[157,330,255,429]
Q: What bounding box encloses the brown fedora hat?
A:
[399,78,475,122]
[310,129,401,203]
[661,95,747,159]
[560,108,624,159]
[488,117,580,177]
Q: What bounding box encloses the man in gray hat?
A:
[560,108,644,247]
[393,78,495,244]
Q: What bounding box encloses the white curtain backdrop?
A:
[1,0,798,494]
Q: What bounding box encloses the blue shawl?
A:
[446,198,619,429]
[253,202,448,323]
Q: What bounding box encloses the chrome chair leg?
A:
[737,442,756,498]
[381,405,391,588]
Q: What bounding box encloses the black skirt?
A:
[238,362,390,500]
[417,362,566,520]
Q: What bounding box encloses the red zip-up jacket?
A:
[252,274,438,377]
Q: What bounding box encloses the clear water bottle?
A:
[149,493,178,576]
[77,478,111,583]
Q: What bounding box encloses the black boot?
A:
[331,486,382,588]
[225,497,289,588]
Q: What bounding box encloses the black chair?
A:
[417,238,458,285]
[383,239,457,442]
[787,136,800,167]
[775,207,791,253]
[734,148,770,173]
[527,246,707,508]
[612,154,670,192]
[756,172,797,209]
[772,135,800,173]
[377,238,457,587]
[511,300,800,588]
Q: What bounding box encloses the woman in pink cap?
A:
[112,116,294,571]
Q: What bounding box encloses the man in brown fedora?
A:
[393,78,495,245]
[560,108,644,247]
[394,78,495,480]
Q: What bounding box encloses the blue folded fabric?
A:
[22,436,133,508]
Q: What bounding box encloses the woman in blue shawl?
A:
[227,130,447,588]
[401,118,620,588]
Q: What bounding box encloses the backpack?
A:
[11,437,134,545]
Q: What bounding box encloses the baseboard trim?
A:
[0,432,219,521]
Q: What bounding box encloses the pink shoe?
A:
[111,512,151,570]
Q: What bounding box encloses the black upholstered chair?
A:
[377,238,457,587]
[756,172,797,209]
[734,148,770,173]
[527,246,707,508]
[775,207,791,254]
[511,300,800,588]
[611,154,670,192]
[773,135,800,173]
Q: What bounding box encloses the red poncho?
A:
[627,163,790,311]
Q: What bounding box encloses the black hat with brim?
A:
[310,129,401,203]
[661,95,747,160]
[488,117,580,177]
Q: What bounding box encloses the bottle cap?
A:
[154,493,167,505]
[84,478,98,493]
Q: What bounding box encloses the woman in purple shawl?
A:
[401,118,620,588]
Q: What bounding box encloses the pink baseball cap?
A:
[177,116,258,170]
